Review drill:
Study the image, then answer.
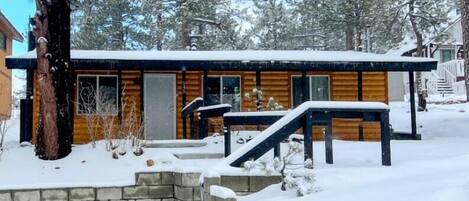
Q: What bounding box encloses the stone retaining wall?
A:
[0,172,281,201]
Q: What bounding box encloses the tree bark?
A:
[461,0,469,101]
[408,0,427,111]
[34,0,73,160]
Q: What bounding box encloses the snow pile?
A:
[210,185,237,199]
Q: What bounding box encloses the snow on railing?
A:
[423,71,440,95]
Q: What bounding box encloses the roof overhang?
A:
[0,12,24,42]
[6,50,437,72]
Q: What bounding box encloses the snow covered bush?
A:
[243,140,316,197]
[245,87,284,111]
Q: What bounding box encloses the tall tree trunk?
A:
[409,0,427,111]
[461,0,469,101]
[34,0,73,160]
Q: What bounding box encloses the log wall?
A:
[31,70,388,144]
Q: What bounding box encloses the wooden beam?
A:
[256,70,261,111]
[301,71,308,103]
[409,71,417,139]
[182,68,187,139]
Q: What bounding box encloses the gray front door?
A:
[144,74,176,140]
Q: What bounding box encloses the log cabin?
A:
[0,11,23,118]
[5,50,436,144]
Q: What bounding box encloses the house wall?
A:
[0,33,12,118]
[31,70,388,144]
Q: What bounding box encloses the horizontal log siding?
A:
[31,70,388,144]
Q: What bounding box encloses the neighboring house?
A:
[0,12,24,118]
[6,50,435,143]
[388,17,465,97]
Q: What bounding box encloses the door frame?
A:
[143,73,177,140]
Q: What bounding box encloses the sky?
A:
[0,0,35,93]
[0,0,35,55]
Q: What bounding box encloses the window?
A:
[0,32,6,51]
[205,76,241,112]
[440,49,455,63]
[77,75,118,115]
[292,75,330,107]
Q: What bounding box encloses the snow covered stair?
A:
[221,101,391,167]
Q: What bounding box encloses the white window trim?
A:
[290,75,331,106]
[76,74,119,116]
[203,75,242,109]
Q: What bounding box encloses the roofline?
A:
[0,11,24,42]
[397,16,462,56]
[6,58,437,72]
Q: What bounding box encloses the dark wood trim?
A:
[409,71,417,139]
[117,70,122,120]
[301,71,308,103]
[6,58,437,72]
[202,70,208,106]
[255,70,261,111]
[182,68,187,139]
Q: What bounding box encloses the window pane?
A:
[441,49,454,63]
[78,76,97,114]
[98,76,118,114]
[0,32,6,50]
[311,76,329,101]
[206,77,221,106]
[292,77,310,107]
[222,77,241,112]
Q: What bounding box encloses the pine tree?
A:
[34,0,73,160]
[394,0,451,111]
[250,0,295,50]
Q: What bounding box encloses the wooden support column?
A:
[203,70,208,106]
[224,125,231,157]
[140,69,144,120]
[301,71,309,103]
[117,70,122,120]
[325,113,333,164]
[182,68,187,139]
[409,71,417,139]
[380,110,391,166]
[256,70,261,111]
[303,111,313,161]
[200,70,209,139]
[357,71,364,141]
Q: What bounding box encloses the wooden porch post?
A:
[358,71,364,141]
[199,70,209,139]
[301,71,308,103]
[256,70,261,111]
[182,68,187,139]
[409,71,417,139]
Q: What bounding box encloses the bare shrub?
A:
[78,82,99,148]
[0,114,10,160]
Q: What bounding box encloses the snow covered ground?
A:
[0,102,468,201]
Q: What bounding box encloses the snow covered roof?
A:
[6,50,437,72]
[387,12,462,56]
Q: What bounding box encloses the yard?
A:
[0,101,468,201]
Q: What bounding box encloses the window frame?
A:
[290,75,331,107]
[440,49,455,63]
[202,75,242,111]
[76,74,119,116]
[0,32,6,51]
